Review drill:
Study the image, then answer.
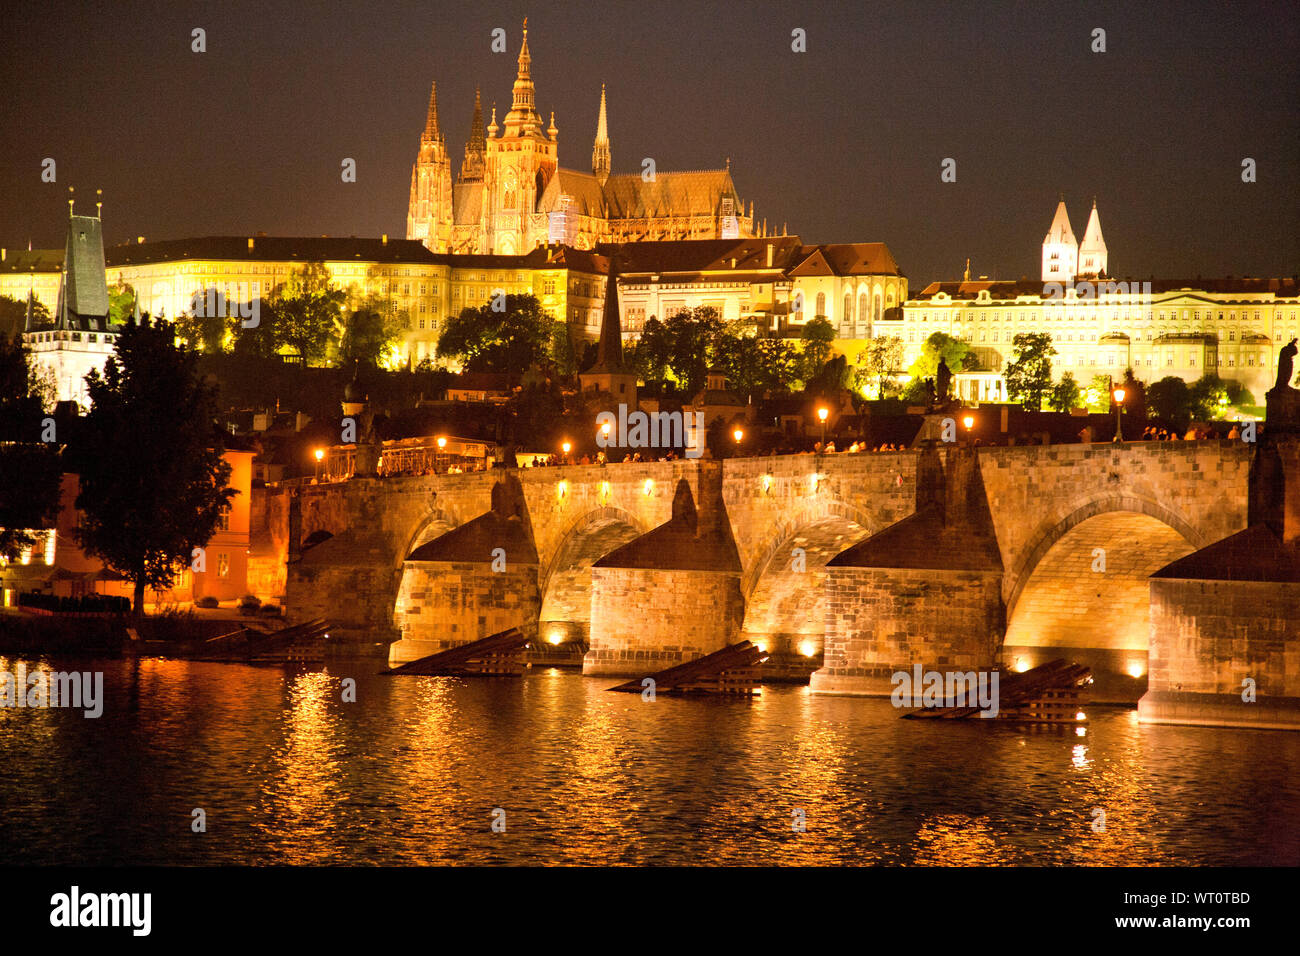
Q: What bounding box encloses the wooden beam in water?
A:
[608,641,768,696]
[383,627,531,676]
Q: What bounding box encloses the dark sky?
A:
[2,0,1296,286]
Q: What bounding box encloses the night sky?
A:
[2,0,1296,286]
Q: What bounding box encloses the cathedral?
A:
[406,20,760,255]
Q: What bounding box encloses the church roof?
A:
[601,169,739,218]
[537,168,608,217]
[789,242,901,276]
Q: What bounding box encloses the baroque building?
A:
[894,197,1300,403]
[406,20,759,255]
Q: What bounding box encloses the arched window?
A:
[874,294,883,323]
[859,293,868,324]
[816,292,826,318]
[843,292,853,325]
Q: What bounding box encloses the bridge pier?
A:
[1139,432,1300,729]
[811,444,1005,695]
[583,464,745,677]
[387,475,541,667]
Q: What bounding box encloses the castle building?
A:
[895,197,1300,403]
[406,21,759,255]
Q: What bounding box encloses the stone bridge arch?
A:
[538,506,651,645]
[1001,494,1206,697]
[1003,492,1206,620]
[739,498,878,671]
[398,506,465,567]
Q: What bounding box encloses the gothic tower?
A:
[1077,199,1108,279]
[406,80,454,252]
[1041,194,1078,283]
[460,87,486,183]
[483,19,558,254]
[592,84,611,185]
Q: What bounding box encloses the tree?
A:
[718,334,797,398]
[1145,376,1193,431]
[1047,371,1082,412]
[549,321,579,376]
[436,294,551,378]
[1189,374,1228,421]
[663,307,726,394]
[798,316,836,384]
[0,333,61,560]
[173,287,230,355]
[628,316,672,382]
[806,354,852,397]
[107,280,136,326]
[229,298,279,358]
[70,317,234,613]
[268,262,345,365]
[906,331,977,384]
[336,308,401,368]
[1004,333,1057,410]
[855,335,904,399]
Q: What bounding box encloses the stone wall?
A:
[1141,577,1300,729]
[389,559,541,666]
[811,567,1004,695]
[585,568,745,676]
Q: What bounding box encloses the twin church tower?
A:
[406,20,760,255]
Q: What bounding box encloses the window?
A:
[217,508,230,532]
[217,553,230,579]
[816,292,825,317]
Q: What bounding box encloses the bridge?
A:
[259,439,1273,705]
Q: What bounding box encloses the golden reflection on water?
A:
[913,814,1015,866]
[257,670,342,864]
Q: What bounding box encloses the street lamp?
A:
[962,414,975,445]
[561,440,571,464]
[733,427,744,456]
[1112,387,1126,442]
[817,406,829,449]
[314,447,325,482]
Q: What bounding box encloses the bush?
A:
[239,594,261,608]
[258,604,283,618]
[196,595,219,609]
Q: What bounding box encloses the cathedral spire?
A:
[461,87,486,182]
[506,18,540,131]
[422,80,443,143]
[592,83,611,184]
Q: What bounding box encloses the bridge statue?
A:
[1267,336,1300,430]
[935,357,952,406]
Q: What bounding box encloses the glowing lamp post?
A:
[314,447,325,482]
[817,406,829,449]
[733,427,744,456]
[1112,387,1125,442]
[561,440,572,464]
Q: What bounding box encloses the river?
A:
[1,656,1297,865]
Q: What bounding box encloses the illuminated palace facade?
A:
[894,197,1300,402]
[406,21,761,255]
